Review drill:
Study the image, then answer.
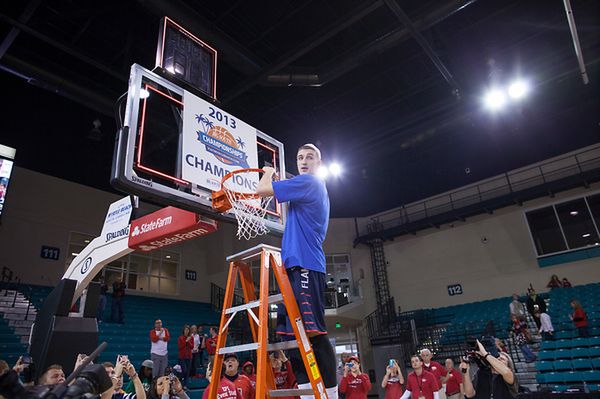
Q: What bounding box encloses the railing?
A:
[0,266,33,321]
[356,143,600,238]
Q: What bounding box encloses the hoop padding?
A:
[221,168,273,240]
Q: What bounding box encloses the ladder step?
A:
[218,339,299,355]
[267,341,299,351]
[224,294,283,314]
[270,389,314,397]
[218,343,259,355]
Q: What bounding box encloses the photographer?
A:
[340,356,371,399]
[381,359,404,399]
[103,356,147,399]
[149,375,190,399]
[460,340,518,399]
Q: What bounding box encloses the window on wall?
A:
[526,193,600,257]
[65,232,180,295]
[325,254,354,308]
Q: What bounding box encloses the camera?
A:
[463,336,499,369]
[346,362,354,368]
[0,364,112,399]
[388,359,395,368]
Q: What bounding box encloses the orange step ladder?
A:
[207,244,329,399]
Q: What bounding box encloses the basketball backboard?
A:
[112,64,286,235]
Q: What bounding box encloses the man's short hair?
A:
[298,143,321,160]
[39,364,63,384]
[102,362,115,369]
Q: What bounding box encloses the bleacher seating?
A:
[534,282,600,391]
[1,284,218,394]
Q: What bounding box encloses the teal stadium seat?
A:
[571,348,590,359]
[554,349,572,359]
[562,371,582,384]
[582,370,600,383]
[539,350,556,361]
[544,372,563,384]
[589,347,600,358]
[590,358,600,369]
[555,331,573,340]
[572,358,592,370]
[551,385,568,392]
[536,361,554,372]
[554,340,573,349]
[589,337,600,347]
[553,360,572,371]
[542,341,556,350]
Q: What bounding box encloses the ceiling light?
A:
[71,253,79,256]
[508,80,529,100]
[139,88,150,99]
[483,88,507,111]
[582,233,591,238]
[329,163,342,177]
[84,239,90,243]
[570,211,579,216]
[317,165,329,179]
[165,66,175,74]
[165,255,171,259]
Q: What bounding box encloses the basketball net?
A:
[222,176,273,240]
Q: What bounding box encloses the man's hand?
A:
[385,365,392,376]
[475,339,488,357]
[459,359,470,374]
[172,376,183,394]
[124,362,137,377]
[279,350,288,363]
[343,365,350,377]
[262,166,276,176]
[12,357,26,374]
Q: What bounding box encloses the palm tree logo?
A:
[236,137,246,149]
[194,114,214,134]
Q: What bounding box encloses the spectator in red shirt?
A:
[442,359,463,399]
[381,359,404,399]
[242,361,256,389]
[399,355,439,399]
[340,356,371,399]
[562,278,572,288]
[178,325,194,388]
[419,349,447,392]
[270,351,297,399]
[202,363,241,399]
[205,327,218,367]
[223,354,254,399]
[570,299,590,337]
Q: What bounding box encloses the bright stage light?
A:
[317,165,329,179]
[508,80,529,100]
[139,88,150,99]
[484,88,507,111]
[329,163,342,177]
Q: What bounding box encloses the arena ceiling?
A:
[1,0,599,217]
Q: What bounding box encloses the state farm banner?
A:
[181,90,259,193]
[128,206,218,252]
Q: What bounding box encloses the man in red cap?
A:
[223,353,254,399]
[340,356,372,399]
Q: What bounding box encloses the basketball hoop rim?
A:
[220,168,265,200]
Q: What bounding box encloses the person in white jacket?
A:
[534,309,554,341]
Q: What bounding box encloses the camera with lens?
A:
[463,336,499,369]
[0,364,112,399]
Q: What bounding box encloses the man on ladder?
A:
[257,143,338,399]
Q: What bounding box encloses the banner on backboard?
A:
[181,90,259,193]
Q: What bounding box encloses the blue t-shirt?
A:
[272,174,329,273]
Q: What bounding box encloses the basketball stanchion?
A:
[207,244,328,399]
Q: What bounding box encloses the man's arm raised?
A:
[257,167,276,197]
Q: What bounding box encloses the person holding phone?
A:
[103,355,147,399]
[340,356,371,399]
[442,359,463,399]
[381,359,404,399]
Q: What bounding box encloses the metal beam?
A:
[0,0,42,60]
[223,0,384,102]
[0,12,125,82]
[563,0,589,84]
[383,0,460,95]
[0,54,115,117]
